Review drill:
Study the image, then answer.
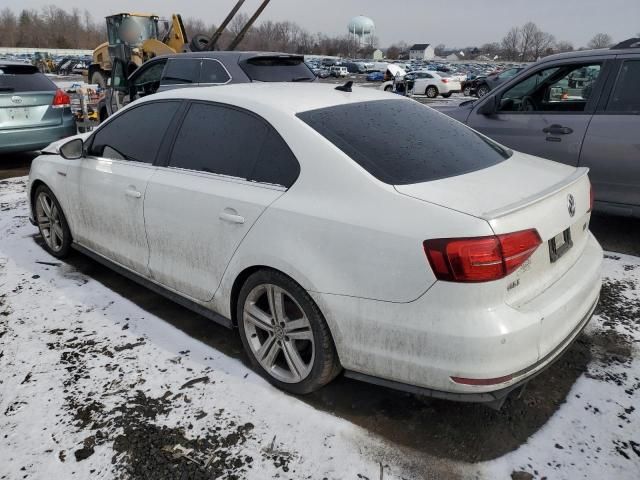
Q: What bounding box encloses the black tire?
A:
[425,85,438,98]
[237,269,341,395]
[90,70,106,88]
[384,85,393,92]
[463,85,471,96]
[189,34,210,52]
[33,185,72,258]
[441,92,452,98]
[477,84,490,97]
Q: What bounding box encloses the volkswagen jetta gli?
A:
[28,84,602,407]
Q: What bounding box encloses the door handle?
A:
[219,208,245,224]
[125,188,142,199]
[542,124,573,135]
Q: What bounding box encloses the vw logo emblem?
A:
[11,95,23,105]
[567,194,576,217]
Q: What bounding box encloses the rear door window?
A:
[89,101,180,163]
[606,60,640,113]
[240,56,315,82]
[161,58,201,85]
[297,99,510,185]
[169,102,300,187]
[199,59,231,84]
[0,65,55,92]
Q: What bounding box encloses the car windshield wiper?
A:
[291,77,314,82]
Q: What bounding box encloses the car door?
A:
[467,58,613,165]
[64,100,181,275]
[143,102,300,301]
[580,55,640,213]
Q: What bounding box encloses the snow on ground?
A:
[0,175,639,480]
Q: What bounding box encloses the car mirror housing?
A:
[59,138,84,160]
[477,95,497,115]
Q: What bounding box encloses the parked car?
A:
[314,68,330,79]
[104,51,316,119]
[436,40,640,217]
[329,66,348,77]
[0,61,76,154]
[29,83,601,408]
[473,67,525,97]
[366,71,384,82]
[407,70,462,98]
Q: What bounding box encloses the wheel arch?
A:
[29,179,47,220]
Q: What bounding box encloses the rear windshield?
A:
[297,99,511,185]
[240,56,315,82]
[0,65,56,92]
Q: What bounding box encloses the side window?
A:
[89,102,180,163]
[499,62,602,113]
[131,60,166,97]
[161,58,200,85]
[607,60,640,113]
[250,130,300,188]
[199,59,231,84]
[169,103,267,178]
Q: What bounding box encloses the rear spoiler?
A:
[481,167,589,220]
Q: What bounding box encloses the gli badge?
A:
[10,95,23,105]
[567,193,576,218]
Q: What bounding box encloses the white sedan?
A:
[410,70,462,98]
[28,83,602,407]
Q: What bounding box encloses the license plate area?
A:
[6,107,30,121]
[548,228,573,263]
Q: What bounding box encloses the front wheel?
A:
[463,85,472,96]
[34,185,72,258]
[237,270,341,394]
[476,84,490,97]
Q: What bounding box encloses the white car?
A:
[410,70,462,98]
[28,83,602,407]
[329,66,348,77]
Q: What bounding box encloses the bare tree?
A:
[434,43,446,56]
[480,42,501,58]
[501,27,521,61]
[554,40,574,53]
[385,44,401,60]
[531,29,555,60]
[588,33,613,49]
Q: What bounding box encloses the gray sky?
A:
[5,0,639,47]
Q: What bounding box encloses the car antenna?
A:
[335,81,353,92]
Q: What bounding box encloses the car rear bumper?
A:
[311,232,603,403]
[0,117,76,154]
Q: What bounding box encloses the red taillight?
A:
[52,89,71,108]
[441,78,449,83]
[588,182,594,212]
[423,229,542,282]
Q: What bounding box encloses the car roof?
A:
[540,45,640,62]
[146,82,399,115]
[151,51,303,62]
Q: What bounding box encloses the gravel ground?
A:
[1,174,639,480]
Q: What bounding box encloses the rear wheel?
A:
[441,92,452,98]
[237,270,341,394]
[425,86,438,98]
[34,185,72,258]
[90,70,106,88]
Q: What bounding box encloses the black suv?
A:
[104,51,315,119]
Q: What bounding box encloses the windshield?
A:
[240,56,315,82]
[297,99,511,185]
[107,16,158,47]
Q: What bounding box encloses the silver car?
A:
[0,61,76,154]
[437,40,640,218]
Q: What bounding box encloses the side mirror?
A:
[477,95,498,115]
[60,138,84,160]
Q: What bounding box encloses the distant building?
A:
[408,44,435,61]
[372,49,384,60]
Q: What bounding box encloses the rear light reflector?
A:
[441,78,449,83]
[451,374,513,386]
[423,229,542,282]
[588,182,594,212]
[52,89,71,108]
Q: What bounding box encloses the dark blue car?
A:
[366,71,384,82]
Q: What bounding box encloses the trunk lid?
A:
[395,152,593,306]
[0,63,60,130]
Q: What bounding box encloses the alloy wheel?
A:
[243,283,315,383]
[35,191,64,252]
